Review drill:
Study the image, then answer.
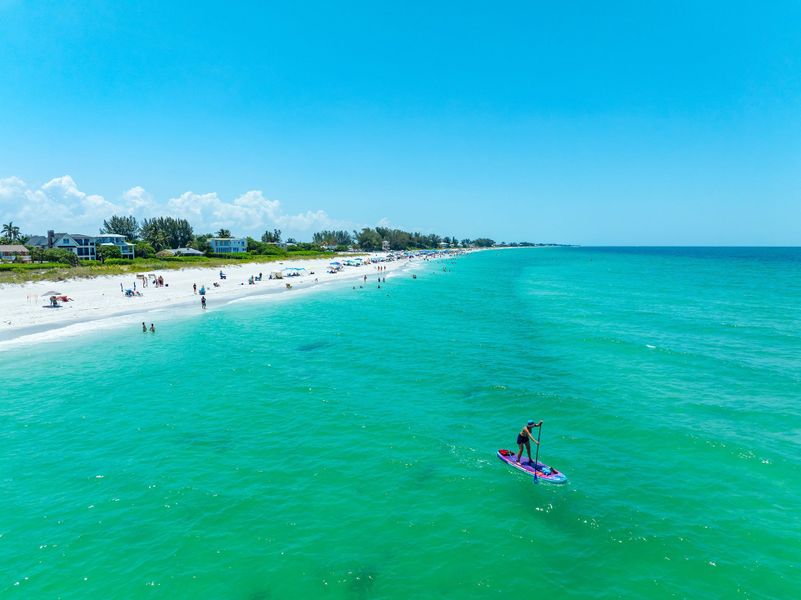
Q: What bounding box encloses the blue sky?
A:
[1,1,800,244]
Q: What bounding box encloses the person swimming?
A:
[516,419,542,464]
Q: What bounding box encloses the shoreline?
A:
[0,253,437,350]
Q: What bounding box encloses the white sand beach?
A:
[0,254,420,348]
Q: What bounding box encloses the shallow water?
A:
[3,248,800,598]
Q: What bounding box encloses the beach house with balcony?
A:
[28,231,97,260]
[209,237,246,253]
[95,234,135,259]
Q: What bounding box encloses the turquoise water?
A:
[3,248,801,598]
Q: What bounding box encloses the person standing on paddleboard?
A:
[516,419,542,463]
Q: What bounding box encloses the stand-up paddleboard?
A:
[497,449,568,484]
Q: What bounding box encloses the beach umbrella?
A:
[41,290,62,296]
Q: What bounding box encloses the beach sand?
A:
[0,254,415,349]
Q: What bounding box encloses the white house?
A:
[27,232,97,260]
[28,231,136,260]
[209,237,246,253]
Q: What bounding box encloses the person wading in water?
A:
[516,419,542,464]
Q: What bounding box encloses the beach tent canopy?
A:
[42,290,62,296]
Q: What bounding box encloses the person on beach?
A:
[150,323,155,333]
[142,322,147,332]
[516,420,542,464]
[201,295,206,309]
[193,283,197,294]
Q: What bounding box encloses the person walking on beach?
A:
[193,283,197,294]
[516,420,542,464]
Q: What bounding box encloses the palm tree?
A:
[2,221,20,241]
[216,228,232,238]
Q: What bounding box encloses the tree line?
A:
[2,215,499,264]
[312,228,495,251]
[98,215,495,253]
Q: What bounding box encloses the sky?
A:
[1,0,801,245]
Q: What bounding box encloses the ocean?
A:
[3,247,800,598]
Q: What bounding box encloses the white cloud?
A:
[0,175,338,238]
[122,186,157,214]
[0,176,26,199]
[0,176,125,233]
[161,189,333,234]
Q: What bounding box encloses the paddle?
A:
[533,420,543,482]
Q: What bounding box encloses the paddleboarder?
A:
[516,419,542,464]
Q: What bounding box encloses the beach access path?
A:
[0,254,413,347]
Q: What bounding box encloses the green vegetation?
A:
[140,217,194,250]
[27,247,80,266]
[96,244,122,261]
[134,241,156,258]
[2,221,22,241]
[261,229,282,243]
[312,230,353,246]
[100,215,139,240]
[1,221,29,245]
[0,253,325,284]
[246,237,284,255]
[354,227,452,251]
[0,262,63,272]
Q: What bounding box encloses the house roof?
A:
[28,233,96,246]
[0,245,29,253]
[27,236,48,246]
